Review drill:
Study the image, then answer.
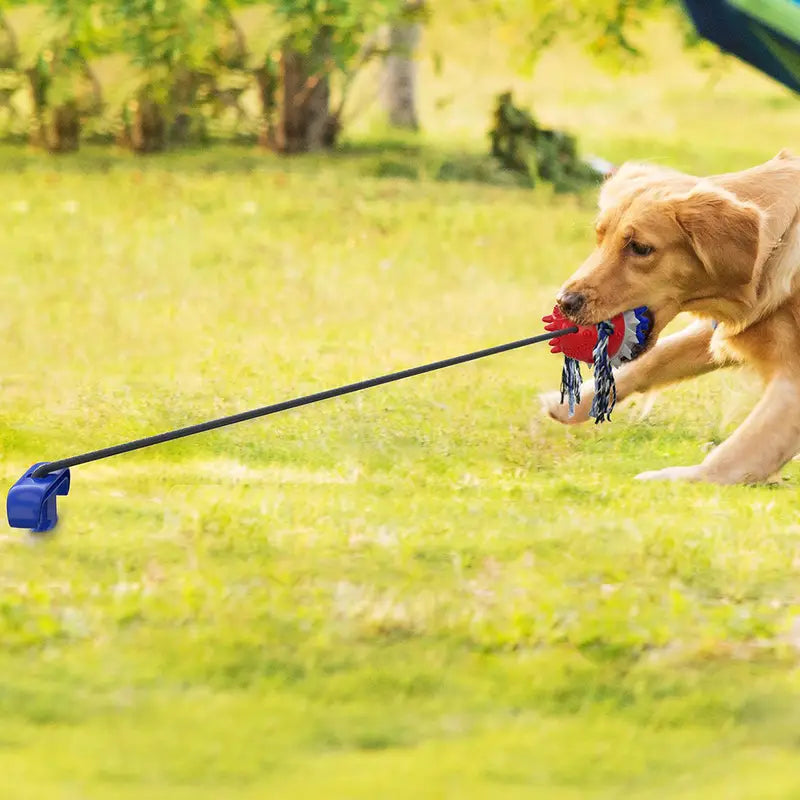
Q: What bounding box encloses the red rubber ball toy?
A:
[542,306,627,365]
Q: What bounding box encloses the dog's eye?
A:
[627,240,654,257]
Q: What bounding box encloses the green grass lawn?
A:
[2,13,800,799]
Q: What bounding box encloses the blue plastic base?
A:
[7,463,71,532]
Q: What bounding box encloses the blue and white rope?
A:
[589,321,617,423]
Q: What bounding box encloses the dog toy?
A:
[9,327,585,533]
[6,307,651,533]
[542,305,651,422]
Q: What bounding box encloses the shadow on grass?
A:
[0,137,596,194]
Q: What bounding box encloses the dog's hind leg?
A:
[541,319,723,424]
[637,372,800,483]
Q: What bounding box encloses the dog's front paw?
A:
[539,390,592,425]
[635,465,704,482]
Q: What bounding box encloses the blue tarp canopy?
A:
[683,0,800,92]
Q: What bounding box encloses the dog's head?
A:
[556,162,764,353]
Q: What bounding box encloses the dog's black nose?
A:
[557,291,586,317]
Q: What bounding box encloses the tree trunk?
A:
[46,102,80,152]
[382,3,423,130]
[254,63,277,149]
[125,96,166,153]
[168,68,208,146]
[25,61,49,149]
[25,57,86,153]
[272,30,335,154]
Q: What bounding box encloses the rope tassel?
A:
[589,320,617,423]
[560,357,582,415]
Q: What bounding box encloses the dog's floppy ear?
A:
[674,189,762,286]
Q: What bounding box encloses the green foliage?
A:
[0,0,709,151]
[272,0,396,57]
[485,0,679,71]
[103,0,224,82]
[0,0,406,148]
[488,91,602,192]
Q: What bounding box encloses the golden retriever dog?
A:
[540,150,800,484]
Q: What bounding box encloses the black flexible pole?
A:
[32,327,577,478]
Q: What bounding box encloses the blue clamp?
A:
[7,463,71,533]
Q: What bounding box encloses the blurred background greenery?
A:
[0,1,709,155]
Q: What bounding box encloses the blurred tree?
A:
[110,0,404,153]
[0,0,686,154]
[2,1,104,151]
[381,0,425,130]
[275,26,333,152]
[264,0,400,152]
[102,0,231,151]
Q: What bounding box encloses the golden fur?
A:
[541,150,800,484]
